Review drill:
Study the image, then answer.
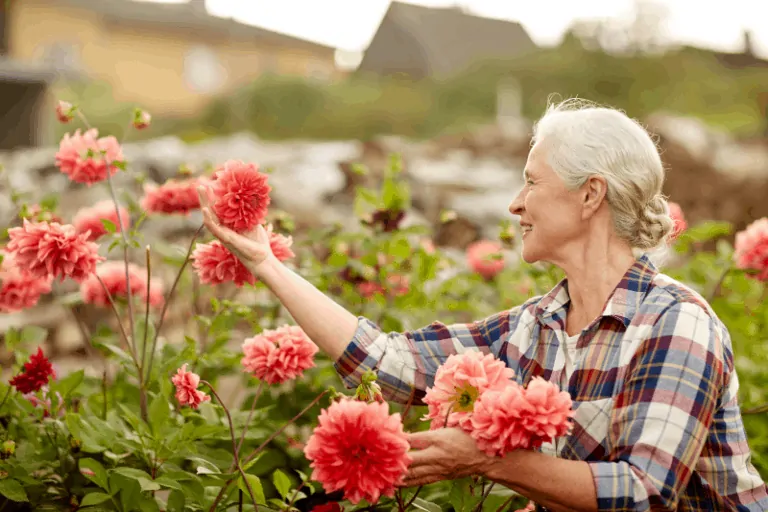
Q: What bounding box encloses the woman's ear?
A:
[582,175,607,220]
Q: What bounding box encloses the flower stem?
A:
[94,274,140,370]
[285,471,310,511]
[495,495,516,512]
[202,381,259,511]
[473,481,496,512]
[145,224,203,386]
[137,246,153,422]
[404,404,456,510]
[743,403,768,415]
[0,387,12,412]
[76,110,139,371]
[235,381,264,456]
[707,266,732,303]
[241,390,328,468]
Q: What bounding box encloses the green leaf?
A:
[20,325,47,345]
[272,469,291,499]
[237,473,266,505]
[166,490,185,512]
[0,479,28,502]
[53,369,84,397]
[148,393,171,437]
[100,219,117,233]
[411,497,442,512]
[79,458,109,490]
[98,343,134,365]
[153,476,183,491]
[111,467,160,492]
[80,492,112,507]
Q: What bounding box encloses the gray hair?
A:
[531,98,674,251]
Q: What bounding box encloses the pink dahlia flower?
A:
[79,261,164,308]
[734,217,768,281]
[55,129,124,186]
[423,351,515,430]
[171,364,210,409]
[211,160,271,232]
[0,253,53,313]
[265,223,295,262]
[6,220,104,282]
[192,241,255,287]
[241,325,318,385]
[304,400,411,505]
[466,240,505,279]
[668,201,687,242]
[470,377,574,457]
[140,177,203,215]
[72,200,130,241]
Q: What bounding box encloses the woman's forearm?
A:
[484,450,598,512]
[256,258,358,361]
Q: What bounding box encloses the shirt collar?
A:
[534,254,658,328]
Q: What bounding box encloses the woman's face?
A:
[508,142,586,264]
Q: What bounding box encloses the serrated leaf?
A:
[272,469,290,499]
[0,479,28,502]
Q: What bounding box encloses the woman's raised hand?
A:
[197,186,275,276]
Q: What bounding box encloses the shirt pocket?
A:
[560,397,615,462]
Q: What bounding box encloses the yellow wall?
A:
[9,0,340,116]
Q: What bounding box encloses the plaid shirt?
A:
[334,255,768,511]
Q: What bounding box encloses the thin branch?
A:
[145,224,203,385]
[202,381,259,511]
[236,382,265,456]
[77,110,136,363]
[241,390,328,468]
[94,274,140,369]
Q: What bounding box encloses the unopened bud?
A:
[56,100,76,123]
[1,440,15,458]
[132,108,151,130]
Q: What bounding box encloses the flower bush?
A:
[0,102,765,512]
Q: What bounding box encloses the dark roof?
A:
[358,2,536,78]
[57,0,336,53]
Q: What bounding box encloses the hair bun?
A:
[630,195,674,250]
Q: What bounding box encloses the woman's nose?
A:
[509,189,525,216]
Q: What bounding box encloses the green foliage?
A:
[2,104,767,511]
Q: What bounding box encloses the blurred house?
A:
[3,0,341,122]
[357,2,536,80]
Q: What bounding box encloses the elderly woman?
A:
[198,100,768,511]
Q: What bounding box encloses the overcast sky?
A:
[140,0,768,60]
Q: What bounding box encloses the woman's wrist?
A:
[249,255,283,286]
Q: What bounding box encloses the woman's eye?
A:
[526,180,534,186]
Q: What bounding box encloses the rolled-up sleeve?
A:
[333,308,516,404]
[589,301,725,511]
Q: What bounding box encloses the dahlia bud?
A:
[56,100,75,123]
[499,226,515,247]
[1,440,15,459]
[355,371,385,403]
[326,386,344,403]
[132,108,151,130]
